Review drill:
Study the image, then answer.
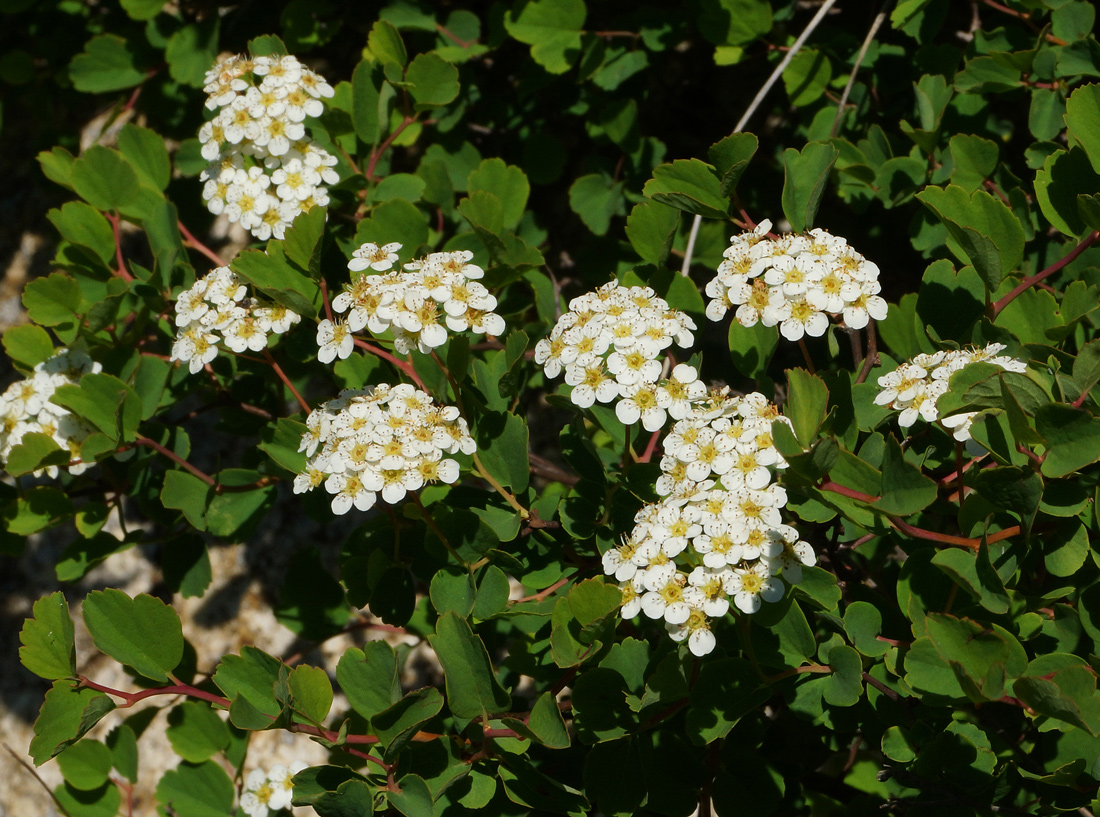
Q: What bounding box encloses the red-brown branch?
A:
[177,220,226,267]
[992,231,1099,317]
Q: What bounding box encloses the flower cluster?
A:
[293,384,476,514]
[603,390,814,657]
[534,281,703,431]
[705,219,888,341]
[171,266,302,374]
[240,762,306,817]
[0,349,101,478]
[317,243,505,361]
[199,53,337,240]
[876,343,1028,441]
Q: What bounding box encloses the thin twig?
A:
[681,0,840,275]
[831,3,891,137]
[991,231,1099,317]
[177,220,225,267]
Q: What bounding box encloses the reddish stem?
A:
[263,348,311,413]
[366,116,417,182]
[639,428,662,463]
[513,573,576,604]
[980,0,1068,45]
[352,337,428,391]
[991,231,1099,317]
[436,23,475,48]
[177,220,226,267]
[135,436,214,485]
[106,212,135,283]
[818,480,879,503]
[78,676,228,708]
[854,319,878,385]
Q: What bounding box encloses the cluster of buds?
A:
[876,343,1028,441]
[293,384,476,515]
[533,281,703,431]
[705,220,888,341]
[317,243,505,362]
[199,53,338,240]
[603,390,814,656]
[171,266,302,374]
[0,349,101,478]
[240,761,306,817]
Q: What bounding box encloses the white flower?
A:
[725,562,785,614]
[316,319,354,364]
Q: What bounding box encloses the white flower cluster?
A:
[294,383,476,514]
[533,281,702,431]
[705,219,888,341]
[603,391,815,657]
[317,243,505,362]
[0,349,100,478]
[171,266,302,374]
[876,343,1028,441]
[199,54,338,241]
[240,761,306,817]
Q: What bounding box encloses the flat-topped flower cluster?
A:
[876,343,1028,441]
[534,281,703,431]
[171,266,302,373]
[293,383,476,514]
[0,349,100,477]
[705,220,887,341]
[603,390,815,656]
[317,243,505,362]
[240,761,306,817]
[199,53,337,240]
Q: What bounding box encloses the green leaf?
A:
[474,411,530,492]
[373,688,444,756]
[70,146,140,212]
[625,200,679,266]
[1043,519,1091,578]
[568,578,621,643]
[1015,666,1100,735]
[30,680,115,765]
[69,35,145,93]
[430,567,477,617]
[248,34,288,58]
[707,132,758,197]
[572,667,635,743]
[47,201,114,265]
[57,739,113,791]
[503,691,570,749]
[118,123,170,191]
[2,486,74,535]
[822,645,863,707]
[569,173,623,236]
[698,0,773,46]
[684,658,769,744]
[281,204,327,277]
[782,49,833,107]
[55,780,120,817]
[82,590,184,683]
[642,159,729,220]
[499,757,590,816]
[160,470,211,531]
[1035,148,1100,237]
[925,614,1011,703]
[931,544,1009,614]
[289,665,334,724]
[948,133,999,192]
[354,199,429,257]
[275,547,353,640]
[336,642,401,721]
[259,418,309,474]
[19,592,76,680]
[504,0,586,75]
[407,53,460,108]
[915,184,1025,292]
[166,701,230,763]
[165,19,220,87]
[23,271,82,328]
[428,611,511,720]
[468,158,530,230]
[213,646,284,724]
[351,60,383,145]
[1036,403,1100,477]
[843,601,888,657]
[729,320,778,381]
[368,20,407,67]
[291,767,374,816]
[388,774,434,817]
[38,146,76,191]
[2,324,55,370]
[781,141,839,232]
[785,368,829,446]
[230,247,319,318]
[874,435,936,515]
[5,432,69,478]
[120,0,162,20]
[954,56,1022,94]
[1066,83,1100,175]
[156,760,236,817]
[52,372,141,443]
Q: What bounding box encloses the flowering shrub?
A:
[7,2,1100,816]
